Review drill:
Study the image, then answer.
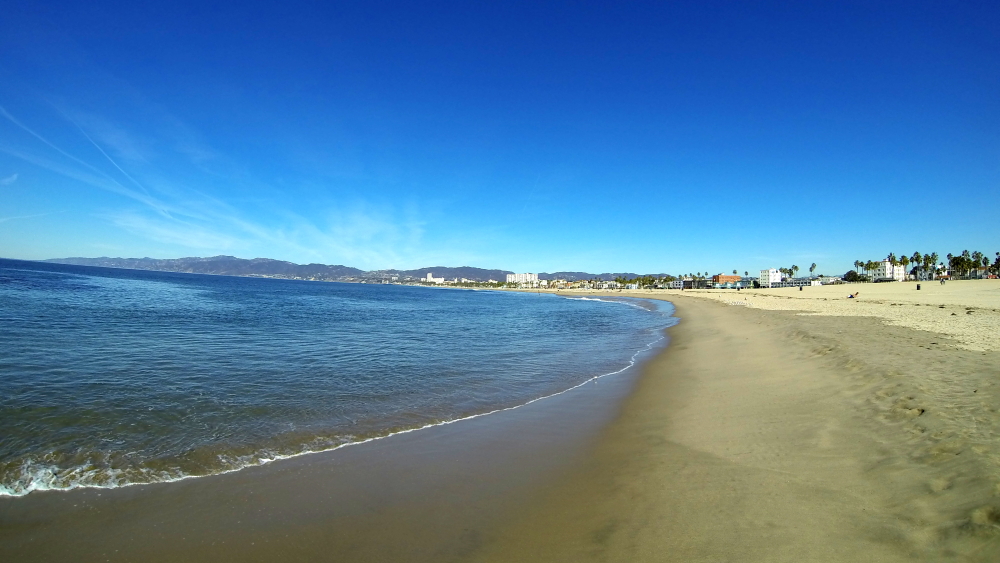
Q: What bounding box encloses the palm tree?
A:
[911,252,922,278]
[926,253,938,279]
[732,270,738,276]
[791,265,799,279]
[744,271,749,277]
[809,263,817,277]
[900,255,909,279]
[853,260,862,274]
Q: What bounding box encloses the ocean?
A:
[0,258,675,497]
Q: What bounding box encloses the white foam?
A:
[563,296,652,310]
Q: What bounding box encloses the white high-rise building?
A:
[425,272,445,284]
[505,273,539,284]
[869,260,906,282]
[759,268,782,288]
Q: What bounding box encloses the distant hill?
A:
[46,256,366,280]
[43,256,671,283]
[390,266,514,281]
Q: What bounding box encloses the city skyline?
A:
[1,1,998,275]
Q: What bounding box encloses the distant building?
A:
[506,273,539,284]
[768,279,822,288]
[712,274,741,285]
[759,269,782,288]
[506,273,539,287]
[425,272,445,284]
[869,260,906,282]
[668,280,684,289]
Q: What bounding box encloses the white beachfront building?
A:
[759,268,782,288]
[869,260,906,282]
[425,272,446,284]
[506,273,539,287]
[769,279,822,288]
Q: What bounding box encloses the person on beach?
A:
[848,292,859,299]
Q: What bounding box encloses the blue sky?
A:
[1,1,997,275]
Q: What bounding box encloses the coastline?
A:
[0,296,671,562]
[3,285,998,560]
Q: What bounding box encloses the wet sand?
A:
[4,290,1000,561]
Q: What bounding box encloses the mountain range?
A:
[43,256,659,282]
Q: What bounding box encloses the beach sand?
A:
[661,279,1000,351]
[475,285,999,561]
[3,282,999,561]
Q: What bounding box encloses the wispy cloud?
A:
[0,103,456,268]
[0,106,173,217]
[0,173,17,185]
[109,211,243,250]
[0,210,64,224]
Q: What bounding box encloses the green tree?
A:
[809,263,817,277]
[925,253,938,278]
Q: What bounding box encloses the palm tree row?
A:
[947,250,998,278]
[606,275,677,288]
[851,250,1000,280]
[778,265,800,280]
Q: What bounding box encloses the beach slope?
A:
[475,295,1000,561]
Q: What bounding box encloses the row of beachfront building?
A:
[424,258,920,290]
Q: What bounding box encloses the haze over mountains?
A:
[43,256,655,282]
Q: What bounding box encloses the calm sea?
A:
[0,259,675,496]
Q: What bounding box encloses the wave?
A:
[562,295,652,310]
[0,326,671,498]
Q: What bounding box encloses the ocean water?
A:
[0,259,675,497]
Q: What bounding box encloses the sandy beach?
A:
[476,282,999,561]
[3,281,999,561]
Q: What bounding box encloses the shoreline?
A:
[0,297,675,562]
[3,286,998,560]
[0,304,669,499]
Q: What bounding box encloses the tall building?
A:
[425,272,445,284]
[505,273,539,284]
[869,260,906,282]
[759,268,782,288]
